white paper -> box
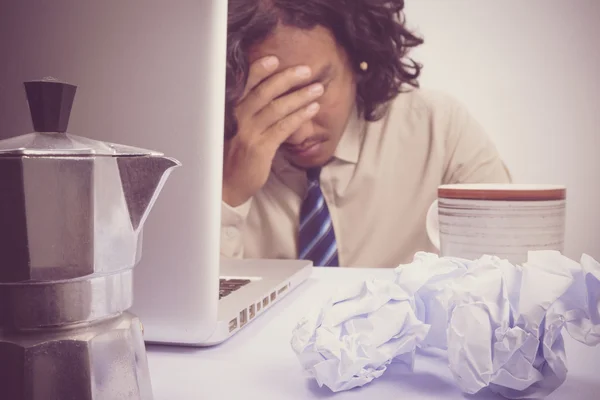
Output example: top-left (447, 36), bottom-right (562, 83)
top-left (393, 252), bottom-right (472, 349)
top-left (445, 251), bottom-right (600, 399)
top-left (290, 251), bottom-right (600, 398)
top-left (290, 279), bottom-right (430, 392)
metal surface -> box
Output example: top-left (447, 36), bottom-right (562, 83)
top-left (0, 79), bottom-right (180, 400)
top-left (0, 154), bottom-right (178, 283)
top-left (0, 132), bottom-right (168, 156)
top-left (0, 312), bottom-right (153, 400)
top-left (0, 270), bottom-right (133, 330)
top-left (0, 80), bottom-right (179, 283)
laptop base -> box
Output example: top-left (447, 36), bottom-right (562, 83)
top-left (143, 259), bottom-right (313, 347)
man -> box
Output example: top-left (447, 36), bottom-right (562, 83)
top-left (221, 0), bottom-right (511, 267)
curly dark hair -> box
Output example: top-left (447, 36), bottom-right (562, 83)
top-left (225, 0), bottom-right (424, 139)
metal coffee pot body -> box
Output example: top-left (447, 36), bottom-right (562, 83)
top-left (0, 79), bottom-right (180, 400)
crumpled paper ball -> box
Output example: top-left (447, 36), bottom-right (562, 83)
top-left (290, 250), bottom-right (600, 399)
top-left (393, 251), bottom-right (472, 349)
top-left (445, 251), bottom-right (600, 398)
top-left (541, 252), bottom-right (600, 346)
top-left (290, 279), bottom-right (430, 392)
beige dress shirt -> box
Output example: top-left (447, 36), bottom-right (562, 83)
top-left (220, 88), bottom-right (512, 267)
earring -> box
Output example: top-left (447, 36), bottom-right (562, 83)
top-left (359, 61), bottom-right (368, 71)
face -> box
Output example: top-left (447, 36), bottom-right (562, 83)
top-left (248, 24), bottom-right (357, 169)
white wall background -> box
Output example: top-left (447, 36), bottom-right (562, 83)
top-left (0, 0), bottom-right (598, 261)
top-left (404, 0), bottom-right (600, 260)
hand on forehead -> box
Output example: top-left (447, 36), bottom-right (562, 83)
top-left (248, 24), bottom-right (342, 77)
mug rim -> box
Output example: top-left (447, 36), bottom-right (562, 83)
top-left (438, 183), bottom-right (566, 201)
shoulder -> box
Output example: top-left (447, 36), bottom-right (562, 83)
top-left (386, 87), bottom-right (471, 122)
top-left (384, 87), bottom-right (489, 143)
top-left (370, 87), bottom-right (475, 143)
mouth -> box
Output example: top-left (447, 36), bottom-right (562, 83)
top-left (283, 140), bottom-right (325, 157)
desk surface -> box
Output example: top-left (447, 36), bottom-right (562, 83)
top-left (146, 268), bottom-right (600, 400)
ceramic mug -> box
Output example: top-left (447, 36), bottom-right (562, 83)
top-left (425, 184), bottom-right (567, 264)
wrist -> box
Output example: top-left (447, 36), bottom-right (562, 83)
top-left (222, 184), bottom-right (251, 208)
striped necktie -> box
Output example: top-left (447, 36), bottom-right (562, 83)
top-left (297, 167), bottom-right (339, 267)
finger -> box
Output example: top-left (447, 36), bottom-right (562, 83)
top-left (240, 65), bottom-right (313, 117)
top-left (252, 83), bottom-right (324, 133)
top-left (261, 102), bottom-right (321, 150)
top-left (239, 56), bottom-right (279, 101)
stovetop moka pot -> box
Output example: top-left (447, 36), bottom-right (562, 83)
top-left (0, 78), bottom-right (181, 400)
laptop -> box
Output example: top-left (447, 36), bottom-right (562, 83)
top-left (0, 1), bottom-right (312, 346)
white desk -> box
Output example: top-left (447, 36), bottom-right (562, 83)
top-left (146, 268), bottom-right (600, 400)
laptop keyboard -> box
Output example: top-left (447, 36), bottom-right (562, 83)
top-left (219, 278), bottom-right (251, 299)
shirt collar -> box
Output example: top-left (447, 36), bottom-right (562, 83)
top-left (332, 105), bottom-right (363, 164)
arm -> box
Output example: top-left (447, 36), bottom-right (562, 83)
top-left (220, 199), bottom-right (252, 258)
top-left (442, 98), bottom-right (512, 184)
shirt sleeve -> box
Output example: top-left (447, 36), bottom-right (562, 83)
top-left (441, 97), bottom-right (512, 184)
top-left (220, 198), bottom-right (252, 258)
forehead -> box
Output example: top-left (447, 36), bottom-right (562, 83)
top-left (248, 24), bottom-right (345, 73)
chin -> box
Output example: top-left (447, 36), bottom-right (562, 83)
top-left (286, 152), bottom-right (331, 170)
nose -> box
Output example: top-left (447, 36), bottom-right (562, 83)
top-left (284, 121), bottom-right (315, 146)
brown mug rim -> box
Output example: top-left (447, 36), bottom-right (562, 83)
top-left (437, 184), bottom-right (566, 201)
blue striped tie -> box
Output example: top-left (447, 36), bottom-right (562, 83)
top-left (298, 167), bottom-right (339, 267)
